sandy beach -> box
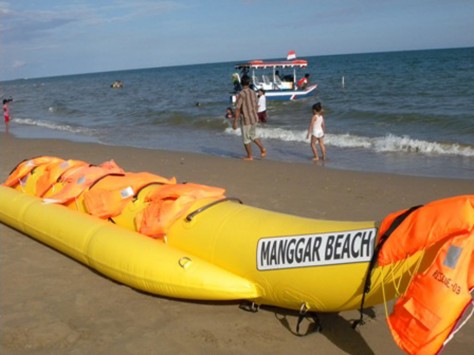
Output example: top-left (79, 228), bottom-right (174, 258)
top-left (1, 135), bottom-right (473, 354)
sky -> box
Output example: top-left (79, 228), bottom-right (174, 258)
top-left (1, 0), bottom-right (473, 81)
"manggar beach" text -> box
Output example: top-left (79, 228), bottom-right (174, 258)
top-left (257, 228), bottom-right (376, 270)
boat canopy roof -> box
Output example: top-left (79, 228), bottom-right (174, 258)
top-left (235, 59), bottom-right (308, 70)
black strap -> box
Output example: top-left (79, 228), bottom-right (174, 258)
top-left (88, 173), bottom-right (125, 189)
top-left (296, 312), bottom-right (322, 335)
top-left (239, 301), bottom-right (259, 313)
top-left (130, 181), bottom-right (167, 202)
top-left (352, 205), bottom-right (422, 329)
top-left (185, 197), bottom-right (243, 222)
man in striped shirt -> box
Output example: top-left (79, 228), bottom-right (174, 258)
top-left (232, 75), bottom-right (267, 160)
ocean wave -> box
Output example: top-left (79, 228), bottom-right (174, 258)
top-left (371, 134), bottom-right (474, 156)
top-left (14, 118), bottom-right (94, 135)
top-left (225, 127), bottom-right (474, 157)
top-left (47, 102), bottom-right (83, 116)
top-left (159, 113), bottom-right (231, 131)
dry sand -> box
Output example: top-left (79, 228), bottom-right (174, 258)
top-left (1, 135), bottom-right (473, 354)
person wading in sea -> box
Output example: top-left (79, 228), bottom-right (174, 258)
top-left (232, 75), bottom-right (266, 160)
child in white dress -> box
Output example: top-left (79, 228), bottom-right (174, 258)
top-left (306, 102), bottom-right (326, 161)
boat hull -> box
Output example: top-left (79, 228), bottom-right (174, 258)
top-left (230, 84), bottom-right (317, 103)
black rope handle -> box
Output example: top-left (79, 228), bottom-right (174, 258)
top-left (185, 197), bottom-right (243, 222)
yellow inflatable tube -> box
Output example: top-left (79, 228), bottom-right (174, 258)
top-left (165, 198), bottom-right (429, 311)
top-left (1, 156), bottom-right (435, 313)
top-left (0, 186), bottom-right (259, 301)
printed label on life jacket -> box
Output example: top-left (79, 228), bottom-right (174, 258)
top-left (257, 228), bottom-right (376, 270)
top-left (443, 245), bottom-right (461, 269)
top-left (120, 186), bottom-right (135, 199)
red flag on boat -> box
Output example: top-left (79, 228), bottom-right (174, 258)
top-left (287, 50), bottom-right (296, 60)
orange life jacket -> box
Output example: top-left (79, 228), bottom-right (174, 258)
top-left (136, 183), bottom-right (226, 238)
top-left (387, 231), bottom-right (474, 354)
top-left (43, 160), bottom-right (125, 204)
top-left (82, 172), bottom-right (176, 219)
top-left (378, 195), bottom-right (474, 265)
top-left (377, 195), bottom-right (474, 354)
top-left (35, 159), bottom-right (89, 197)
top-left (3, 156), bottom-right (63, 188)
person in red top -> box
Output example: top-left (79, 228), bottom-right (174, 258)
top-left (3, 98), bottom-right (13, 124)
top-left (297, 73), bottom-right (310, 89)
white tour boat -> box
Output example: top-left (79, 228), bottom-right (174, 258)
top-left (231, 51), bottom-right (317, 102)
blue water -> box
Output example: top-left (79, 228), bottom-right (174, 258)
top-left (1, 47), bottom-right (473, 179)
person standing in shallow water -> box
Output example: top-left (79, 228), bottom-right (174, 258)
top-left (3, 98), bottom-right (12, 124)
top-left (225, 107), bottom-right (234, 119)
top-left (232, 75), bottom-right (266, 161)
top-left (306, 102), bottom-right (326, 161)
top-left (257, 89), bottom-right (267, 123)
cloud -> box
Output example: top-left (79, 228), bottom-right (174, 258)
top-left (99, 1), bottom-right (185, 22)
top-left (0, 5), bottom-right (79, 43)
top-left (12, 60), bottom-right (26, 68)
top-left (0, 1), bottom-right (184, 44)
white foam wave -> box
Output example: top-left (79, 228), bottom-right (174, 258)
top-left (14, 118), bottom-right (92, 135)
top-left (225, 127), bottom-right (474, 157)
top-left (371, 134), bottom-right (474, 156)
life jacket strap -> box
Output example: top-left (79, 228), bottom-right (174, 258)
top-left (352, 204), bottom-right (422, 329)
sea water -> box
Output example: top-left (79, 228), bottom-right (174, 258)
top-left (1, 47), bottom-right (473, 179)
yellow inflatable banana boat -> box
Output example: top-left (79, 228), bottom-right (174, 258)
top-left (1, 156), bottom-right (472, 320)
